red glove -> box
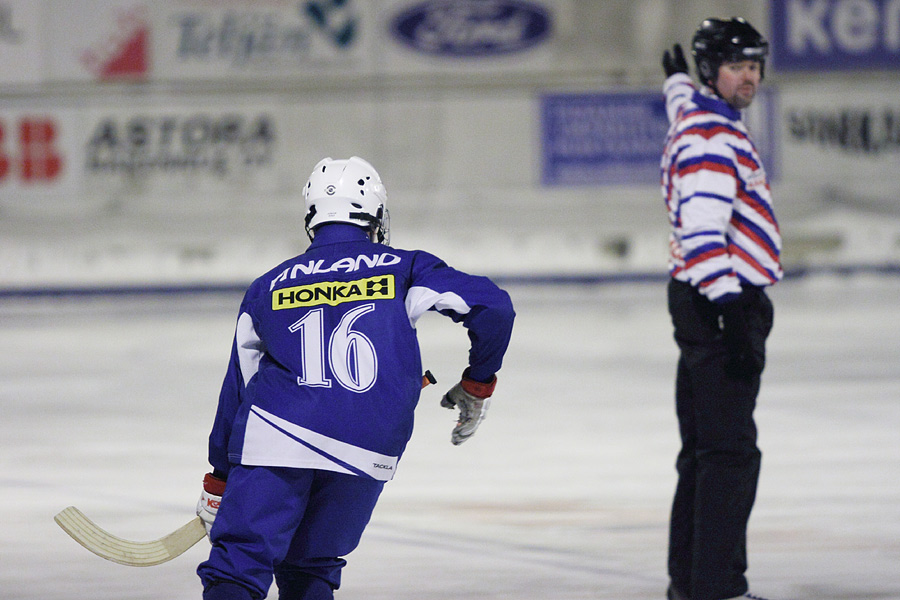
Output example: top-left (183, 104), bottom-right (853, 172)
top-left (195, 472), bottom-right (226, 537)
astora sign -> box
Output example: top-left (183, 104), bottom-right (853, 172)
top-left (390, 0), bottom-right (551, 56)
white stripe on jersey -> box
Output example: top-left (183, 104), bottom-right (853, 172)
top-left (236, 312), bottom-right (264, 386)
top-left (405, 286), bottom-right (471, 328)
top-left (241, 406), bottom-right (399, 481)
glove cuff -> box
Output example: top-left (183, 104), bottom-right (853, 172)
top-left (203, 472), bottom-right (227, 496)
top-left (460, 375), bottom-right (497, 399)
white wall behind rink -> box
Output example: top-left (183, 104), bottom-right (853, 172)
top-left (1, 84), bottom-right (899, 290)
top-left (0, 85), bottom-right (670, 288)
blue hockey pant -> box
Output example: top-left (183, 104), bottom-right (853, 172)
top-left (197, 465), bottom-right (384, 600)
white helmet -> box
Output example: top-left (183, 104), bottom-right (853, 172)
top-left (303, 156), bottom-right (389, 244)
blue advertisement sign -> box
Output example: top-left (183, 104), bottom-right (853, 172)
top-left (541, 92), bottom-right (669, 186)
top-left (390, 0), bottom-right (551, 57)
top-left (769, 0), bottom-right (900, 70)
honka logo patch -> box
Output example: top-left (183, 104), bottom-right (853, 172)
top-left (272, 275), bottom-right (395, 310)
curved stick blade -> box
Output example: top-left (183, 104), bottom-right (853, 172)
top-left (54, 506), bottom-right (206, 567)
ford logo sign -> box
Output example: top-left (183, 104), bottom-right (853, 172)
top-left (391, 0), bottom-right (551, 57)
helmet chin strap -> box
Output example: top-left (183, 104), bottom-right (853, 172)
top-left (304, 206), bottom-right (317, 241)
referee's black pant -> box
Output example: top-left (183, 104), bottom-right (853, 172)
top-left (666, 279), bottom-right (774, 600)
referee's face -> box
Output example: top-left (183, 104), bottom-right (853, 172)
top-left (716, 60), bottom-right (762, 110)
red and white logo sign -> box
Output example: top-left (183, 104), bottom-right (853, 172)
top-left (0, 117), bottom-right (64, 184)
top-left (80, 6), bottom-right (149, 80)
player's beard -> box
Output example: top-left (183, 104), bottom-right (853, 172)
top-left (727, 83), bottom-right (757, 110)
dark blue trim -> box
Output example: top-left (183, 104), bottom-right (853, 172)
top-left (780, 264), bottom-right (900, 279)
top-left (2, 264), bottom-right (899, 299)
top-left (0, 283), bottom-right (250, 299)
top-left (692, 89), bottom-right (741, 121)
top-left (493, 272), bottom-right (670, 286)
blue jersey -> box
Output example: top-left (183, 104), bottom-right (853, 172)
top-left (207, 224), bottom-right (515, 481)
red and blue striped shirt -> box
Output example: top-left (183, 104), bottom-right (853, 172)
top-left (661, 73), bottom-right (782, 302)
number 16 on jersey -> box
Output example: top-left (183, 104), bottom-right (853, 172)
top-left (289, 303), bottom-right (378, 393)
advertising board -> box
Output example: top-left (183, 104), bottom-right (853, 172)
top-left (769, 0), bottom-right (900, 70)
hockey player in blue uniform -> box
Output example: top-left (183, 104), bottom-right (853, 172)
top-left (195, 156), bottom-right (515, 600)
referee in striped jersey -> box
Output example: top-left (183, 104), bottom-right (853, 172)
top-left (660, 17), bottom-right (782, 600)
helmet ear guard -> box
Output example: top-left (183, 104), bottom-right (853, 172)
top-left (303, 156), bottom-right (390, 244)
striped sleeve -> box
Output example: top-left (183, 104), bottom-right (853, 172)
top-left (664, 73), bottom-right (694, 123)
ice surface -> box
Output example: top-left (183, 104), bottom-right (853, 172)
top-left (1, 276), bottom-right (899, 599)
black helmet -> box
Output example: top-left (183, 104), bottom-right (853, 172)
top-left (691, 17), bottom-right (768, 87)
